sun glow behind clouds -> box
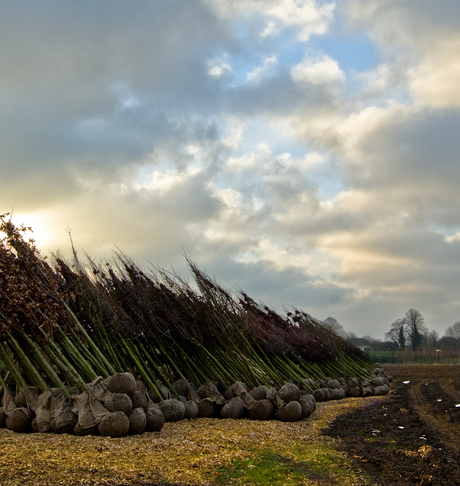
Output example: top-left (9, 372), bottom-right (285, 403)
top-left (11, 212), bottom-right (64, 253)
top-left (135, 166), bottom-right (202, 193)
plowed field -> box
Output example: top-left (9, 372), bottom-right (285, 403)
top-left (326, 364), bottom-right (460, 485)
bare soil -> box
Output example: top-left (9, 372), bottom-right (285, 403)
top-left (325, 364), bottom-right (460, 485)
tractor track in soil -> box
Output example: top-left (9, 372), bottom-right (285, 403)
top-left (410, 379), bottom-right (460, 457)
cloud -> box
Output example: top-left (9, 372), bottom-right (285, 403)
top-left (409, 49), bottom-right (460, 108)
top-left (2, 0), bottom-right (460, 341)
top-left (207, 57), bottom-right (233, 78)
top-left (291, 55), bottom-right (345, 85)
top-left (344, 0), bottom-right (460, 107)
top-left (204, 0), bottom-right (335, 40)
top-left (246, 55), bottom-right (278, 83)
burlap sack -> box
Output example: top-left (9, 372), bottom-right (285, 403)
top-left (197, 382), bottom-right (226, 405)
top-left (220, 397), bottom-right (245, 419)
top-left (70, 377), bottom-right (110, 433)
top-left (52, 392), bottom-right (77, 434)
top-left (107, 373), bottom-right (136, 397)
top-left (278, 383), bottom-right (300, 403)
top-left (35, 389), bottom-right (54, 433)
top-left (132, 381), bottom-right (149, 411)
top-left (3, 388), bottom-right (33, 433)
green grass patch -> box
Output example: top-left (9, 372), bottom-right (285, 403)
top-left (368, 351), bottom-right (396, 364)
top-left (215, 444), bottom-right (373, 485)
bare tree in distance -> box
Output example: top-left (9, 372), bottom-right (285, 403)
top-left (445, 321), bottom-right (460, 339)
top-left (426, 330), bottom-right (439, 349)
top-left (322, 317), bottom-right (347, 338)
top-left (405, 308), bottom-right (427, 351)
top-left (385, 318), bottom-right (406, 350)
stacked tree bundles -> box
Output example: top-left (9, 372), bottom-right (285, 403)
top-left (0, 364), bottom-right (391, 436)
top-left (0, 216), bottom-right (387, 436)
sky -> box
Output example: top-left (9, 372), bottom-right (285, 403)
top-left (1, 0), bottom-right (460, 340)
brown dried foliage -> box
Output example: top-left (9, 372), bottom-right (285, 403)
top-left (0, 217), bottom-right (80, 342)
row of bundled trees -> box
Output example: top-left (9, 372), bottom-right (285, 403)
top-left (0, 215), bottom-right (373, 402)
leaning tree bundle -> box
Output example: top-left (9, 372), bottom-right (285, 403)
top-left (0, 214), bottom-right (378, 431)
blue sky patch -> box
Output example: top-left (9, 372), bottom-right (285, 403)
top-left (313, 33), bottom-right (380, 73)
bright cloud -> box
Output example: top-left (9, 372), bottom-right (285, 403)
top-left (291, 55), bottom-right (345, 85)
top-left (204, 0), bottom-right (335, 40)
top-left (409, 48), bottom-right (460, 107)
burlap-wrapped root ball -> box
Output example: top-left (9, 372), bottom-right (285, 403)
top-left (278, 383), bottom-right (300, 403)
top-left (374, 385), bottom-right (390, 396)
top-left (220, 397), bottom-right (245, 419)
top-left (197, 382), bottom-right (225, 403)
top-left (14, 390), bottom-right (27, 408)
top-left (145, 405), bottom-right (165, 432)
top-left (74, 422), bottom-right (99, 436)
top-left (132, 390), bottom-right (148, 411)
top-left (6, 409), bottom-right (32, 433)
top-left (372, 376), bottom-right (386, 387)
top-left (362, 386), bottom-right (374, 397)
top-left (128, 407), bottom-right (147, 435)
top-left (298, 379), bottom-right (315, 392)
top-left (348, 377), bottom-right (360, 387)
top-left (306, 394), bottom-right (316, 412)
top-left (299, 395), bottom-right (316, 419)
top-left (197, 398), bottom-right (217, 418)
top-left (330, 388), bottom-right (345, 400)
top-left (349, 387), bottom-right (361, 397)
top-left (149, 383), bottom-right (170, 403)
top-left (14, 387), bottom-right (40, 408)
top-left (0, 407), bottom-right (6, 428)
top-left (104, 393), bottom-right (133, 415)
top-left (52, 412), bottom-right (78, 434)
top-left (249, 386), bottom-right (269, 401)
top-left (313, 389), bottom-right (325, 402)
top-left (327, 379), bottom-right (341, 389)
top-left (98, 411), bottom-right (130, 437)
top-left (172, 379), bottom-right (191, 397)
top-left (224, 382), bottom-right (247, 400)
top-left (184, 400), bottom-right (198, 420)
top-left (249, 399), bottom-right (274, 421)
top-left (158, 399), bottom-right (185, 422)
top-left (274, 401), bottom-right (302, 422)
top-left (107, 373), bottom-right (136, 397)
top-left (374, 367), bottom-right (384, 376)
